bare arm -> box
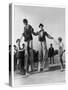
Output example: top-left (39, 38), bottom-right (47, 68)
top-left (31, 27), bottom-right (39, 36)
top-left (20, 33), bottom-right (23, 41)
top-left (32, 30), bottom-right (39, 36)
top-left (46, 32), bottom-right (53, 39)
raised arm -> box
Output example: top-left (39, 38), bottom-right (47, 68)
top-left (32, 30), bottom-right (39, 36)
top-left (20, 33), bottom-right (23, 41)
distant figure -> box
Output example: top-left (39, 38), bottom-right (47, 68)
top-left (54, 37), bottom-right (65, 71)
top-left (16, 39), bottom-right (21, 72)
top-left (48, 44), bottom-right (54, 64)
top-left (58, 37), bottom-right (65, 71)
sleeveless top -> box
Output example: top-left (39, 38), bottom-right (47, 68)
top-left (23, 25), bottom-right (34, 42)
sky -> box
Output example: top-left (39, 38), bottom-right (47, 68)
top-left (14, 5), bottom-right (65, 50)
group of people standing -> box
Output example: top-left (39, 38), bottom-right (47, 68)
top-left (15, 18), bottom-right (65, 76)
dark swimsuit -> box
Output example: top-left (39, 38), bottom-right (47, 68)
top-left (23, 25), bottom-right (34, 42)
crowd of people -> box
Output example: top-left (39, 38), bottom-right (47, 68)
top-left (9, 18), bottom-right (65, 76)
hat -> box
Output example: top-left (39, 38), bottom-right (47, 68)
top-left (39, 23), bottom-right (44, 28)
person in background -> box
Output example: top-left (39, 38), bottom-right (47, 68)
top-left (35, 23), bottom-right (54, 72)
top-left (14, 45), bottom-right (17, 71)
top-left (54, 37), bottom-right (65, 71)
top-left (48, 44), bottom-right (54, 64)
top-left (16, 39), bottom-right (21, 72)
top-left (20, 19), bottom-right (37, 75)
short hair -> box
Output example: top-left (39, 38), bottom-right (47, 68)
top-left (23, 18), bottom-right (28, 24)
top-left (16, 39), bottom-right (20, 43)
top-left (39, 23), bottom-right (44, 28)
top-left (58, 37), bottom-right (62, 42)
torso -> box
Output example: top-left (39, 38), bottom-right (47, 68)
top-left (38, 29), bottom-right (46, 42)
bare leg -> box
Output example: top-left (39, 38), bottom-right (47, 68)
top-left (24, 42), bottom-right (28, 75)
top-left (42, 42), bottom-right (45, 70)
top-left (29, 40), bottom-right (34, 72)
top-left (38, 42), bottom-right (42, 72)
top-left (43, 41), bottom-right (48, 71)
top-left (60, 55), bottom-right (64, 71)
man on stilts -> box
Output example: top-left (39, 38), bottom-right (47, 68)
top-left (36, 23), bottom-right (54, 72)
top-left (20, 19), bottom-right (37, 75)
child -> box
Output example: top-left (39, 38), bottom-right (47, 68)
top-left (16, 39), bottom-right (21, 72)
top-left (54, 37), bottom-right (65, 71)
